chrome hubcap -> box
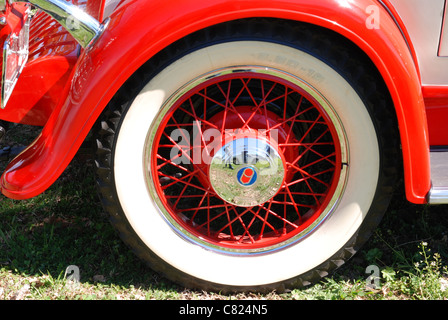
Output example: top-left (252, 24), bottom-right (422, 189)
top-left (209, 136), bottom-right (286, 207)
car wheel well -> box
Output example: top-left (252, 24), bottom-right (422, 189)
top-left (94, 17), bottom-right (402, 292)
top-left (134, 17), bottom-right (403, 182)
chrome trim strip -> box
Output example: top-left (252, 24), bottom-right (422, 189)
top-left (1, 7), bottom-right (30, 109)
top-left (428, 187), bottom-right (448, 204)
top-left (376, 0), bottom-right (414, 58)
top-left (2, 36), bottom-right (11, 108)
top-left (13, 0), bottom-right (107, 48)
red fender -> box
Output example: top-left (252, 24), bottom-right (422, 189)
top-left (1, 0), bottom-right (430, 204)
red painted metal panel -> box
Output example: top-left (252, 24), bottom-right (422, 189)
top-left (423, 86), bottom-right (448, 146)
top-left (0, 0), bottom-right (431, 204)
top-left (0, 10), bottom-right (79, 125)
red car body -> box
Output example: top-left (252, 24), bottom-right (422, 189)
top-left (0, 0), bottom-right (447, 291)
top-left (0, 0), bottom-right (434, 203)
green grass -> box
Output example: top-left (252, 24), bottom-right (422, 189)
top-left (0, 125), bottom-right (448, 300)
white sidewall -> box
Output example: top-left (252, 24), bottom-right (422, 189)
top-left (114, 42), bottom-right (380, 286)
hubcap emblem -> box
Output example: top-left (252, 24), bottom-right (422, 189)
top-left (237, 167), bottom-right (258, 186)
top-left (209, 137), bottom-right (285, 207)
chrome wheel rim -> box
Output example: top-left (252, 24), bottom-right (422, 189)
top-left (145, 66), bottom-right (349, 255)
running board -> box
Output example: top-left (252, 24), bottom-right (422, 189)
top-left (428, 149), bottom-right (448, 204)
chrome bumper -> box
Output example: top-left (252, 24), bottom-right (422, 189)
top-left (428, 150), bottom-right (448, 204)
top-left (428, 187), bottom-right (448, 204)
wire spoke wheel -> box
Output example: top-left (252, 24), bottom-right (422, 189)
top-left (149, 69), bottom-right (347, 253)
top-left (95, 23), bottom-right (399, 291)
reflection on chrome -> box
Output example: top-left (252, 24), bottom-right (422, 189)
top-left (209, 137), bottom-right (285, 207)
top-left (1, 6), bottom-right (30, 108)
top-left (10, 0), bottom-right (107, 48)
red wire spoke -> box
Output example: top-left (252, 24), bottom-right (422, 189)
top-left (283, 193), bottom-right (288, 231)
top-left (196, 84), bottom-right (247, 125)
top-left (165, 194), bottom-right (210, 199)
top-left (161, 131), bottom-right (194, 164)
top-left (236, 208), bottom-right (261, 244)
top-left (301, 152), bottom-right (337, 170)
top-left (224, 204), bottom-right (237, 241)
top-left (178, 105), bottom-right (218, 130)
top-left (159, 170), bottom-right (209, 193)
top-left (298, 115), bottom-right (324, 145)
top-left (261, 80), bottom-right (273, 132)
top-left (282, 95), bottom-right (304, 148)
top-left (239, 78), bottom-right (259, 107)
top-left (222, 81), bottom-right (250, 125)
top-left (265, 104), bottom-right (314, 136)
top-left (284, 167), bottom-right (335, 189)
top-left (300, 171), bottom-right (321, 205)
top-left (258, 203), bottom-right (300, 229)
top-left (276, 190), bottom-right (327, 197)
top-left (286, 162), bottom-right (333, 188)
top-left (160, 131), bottom-right (210, 183)
top-left (177, 203), bottom-right (229, 213)
top-left (286, 127), bottom-right (335, 168)
top-left (269, 199), bottom-right (315, 209)
top-left (218, 81), bottom-right (231, 135)
top-left (280, 141), bottom-right (335, 147)
top-left (239, 206), bottom-right (278, 243)
top-left (171, 174), bottom-right (195, 208)
top-left (156, 154), bottom-right (190, 173)
top-left (206, 191), bottom-right (211, 236)
top-left (283, 182), bottom-right (302, 219)
top-left (241, 80), bottom-right (278, 130)
top-left (214, 206), bottom-right (255, 235)
top-left (258, 200), bottom-right (275, 239)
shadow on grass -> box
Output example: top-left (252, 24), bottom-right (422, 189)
top-left (0, 155), bottom-right (181, 293)
top-left (1, 143), bottom-right (448, 296)
top-left (333, 189), bottom-right (448, 285)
